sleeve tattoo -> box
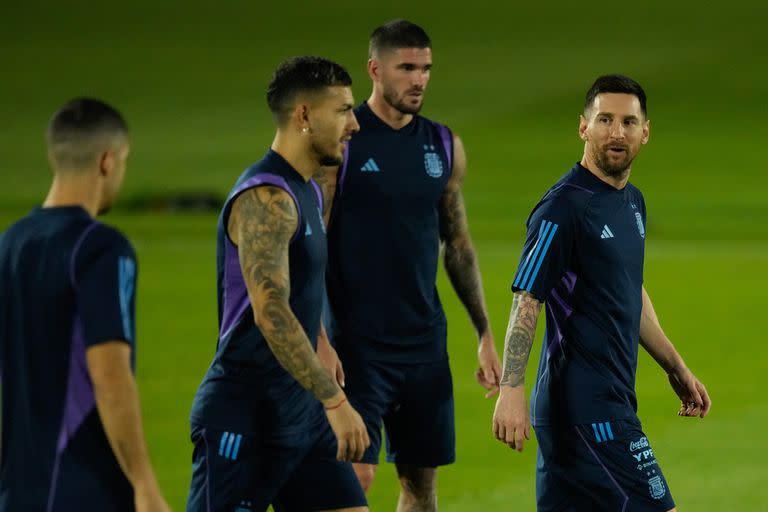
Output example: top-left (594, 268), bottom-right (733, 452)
top-left (230, 186), bottom-right (339, 401)
top-left (440, 167), bottom-right (490, 337)
top-left (499, 292), bottom-right (542, 387)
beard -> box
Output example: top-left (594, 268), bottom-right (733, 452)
top-left (593, 145), bottom-right (635, 177)
top-left (311, 139), bottom-right (343, 167)
top-left (383, 84), bottom-right (423, 115)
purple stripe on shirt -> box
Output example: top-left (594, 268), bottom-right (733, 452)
top-left (219, 240), bottom-right (252, 340)
top-left (47, 316), bottom-right (97, 511)
top-left (545, 272), bottom-right (577, 359)
top-left (337, 142), bottom-right (350, 195)
top-left (219, 174), bottom-right (301, 340)
top-left (310, 179), bottom-right (323, 212)
top-left (434, 123), bottom-right (453, 172)
top-left (69, 222), bottom-right (99, 287)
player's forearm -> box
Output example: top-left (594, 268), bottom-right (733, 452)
top-left (88, 355), bottom-right (160, 492)
top-left (444, 234), bottom-right (490, 338)
top-left (499, 292), bottom-right (542, 387)
top-left (639, 286), bottom-right (684, 373)
top-left (255, 300), bottom-right (342, 404)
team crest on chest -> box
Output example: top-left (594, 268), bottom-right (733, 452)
top-left (423, 144), bottom-right (443, 178)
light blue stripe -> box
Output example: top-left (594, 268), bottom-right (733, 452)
top-left (591, 423), bottom-right (602, 443)
top-left (605, 225), bottom-right (614, 237)
top-left (218, 432), bottom-right (229, 456)
top-left (118, 257), bottom-right (135, 341)
top-left (224, 433), bottom-right (236, 458)
top-left (231, 434), bottom-right (242, 460)
top-left (598, 423), bottom-right (608, 443)
top-left (605, 422), bottom-right (614, 441)
top-left (517, 221), bottom-right (552, 288)
top-left (514, 220), bottom-right (548, 288)
top-left (524, 223), bottom-right (558, 291)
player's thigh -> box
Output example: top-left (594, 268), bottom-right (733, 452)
top-left (273, 425), bottom-right (367, 512)
top-left (341, 354), bottom-right (402, 464)
top-left (383, 358), bottom-right (455, 467)
top-left (535, 420), bottom-right (676, 512)
top-left (186, 427), bottom-right (296, 512)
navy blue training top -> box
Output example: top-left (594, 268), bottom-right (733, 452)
top-left (0, 206), bottom-right (136, 511)
top-left (327, 102), bottom-right (453, 362)
top-left (511, 163), bottom-right (648, 426)
top-left (190, 149), bottom-right (328, 440)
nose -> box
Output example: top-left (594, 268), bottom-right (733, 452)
top-left (349, 112), bottom-right (360, 134)
top-left (609, 120), bottom-right (625, 139)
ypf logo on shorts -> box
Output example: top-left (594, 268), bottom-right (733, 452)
top-left (629, 436), bottom-right (649, 452)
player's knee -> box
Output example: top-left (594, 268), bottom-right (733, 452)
top-left (397, 465), bottom-right (437, 508)
top-left (353, 463), bottom-right (376, 492)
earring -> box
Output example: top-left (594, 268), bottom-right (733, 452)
top-left (302, 127), bottom-right (309, 134)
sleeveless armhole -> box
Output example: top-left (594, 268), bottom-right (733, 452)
top-left (433, 122), bottom-right (454, 176)
top-left (223, 173), bottom-right (302, 245)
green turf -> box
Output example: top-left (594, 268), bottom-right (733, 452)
top-left (2, 1), bottom-right (767, 510)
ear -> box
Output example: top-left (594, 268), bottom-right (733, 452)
top-left (367, 58), bottom-right (379, 82)
top-left (578, 114), bottom-right (589, 141)
top-left (641, 119), bottom-right (650, 145)
top-left (99, 148), bottom-right (115, 177)
top-left (292, 102), bottom-right (311, 132)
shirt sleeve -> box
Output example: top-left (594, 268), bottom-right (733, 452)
top-left (74, 225), bottom-right (138, 348)
top-left (511, 196), bottom-right (577, 302)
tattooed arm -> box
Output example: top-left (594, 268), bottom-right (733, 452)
top-left (313, 166), bottom-right (339, 226)
top-left (492, 291), bottom-right (542, 452)
top-left (229, 186), bottom-right (340, 402)
top-left (229, 186), bottom-right (369, 460)
top-left (439, 134), bottom-right (501, 395)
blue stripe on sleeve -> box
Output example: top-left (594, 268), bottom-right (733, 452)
top-left (524, 223), bottom-right (558, 291)
top-left (219, 432), bottom-right (229, 456)
top-left (118, 257), bottom-right (136, 341)
top-left (231, 434), bottom-right (242, 460)
top-left (598, 423), bottom-right (608, 443)
top-left (591, 423), bottom-right (602, 442)
top-left (519, 221), bottom-right (553, 289)
top-left (513, 220), bottom-right (548, 288)
top-left (224, 433), bottom-right (236, 458)
top-left (605, 422), bottom-right (614, 440)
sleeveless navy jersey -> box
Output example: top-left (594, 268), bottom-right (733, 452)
top-left (327, 102), bottom-right (453, 361)
top-left (511, 163), bottom-right (648, 426)
top-left (0, 206), bottom-right (135, 511)
top-left (190, 149), bottom-right (328, 440)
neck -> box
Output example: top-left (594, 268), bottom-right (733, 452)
top-left (580, 151), bottom-right (631, 190)
top-left (271, 131), bottom-right (319, 182)
top-left (367, 90), bottom-right (413, 130)
top-left (43, 172), bottom-right (102, 217)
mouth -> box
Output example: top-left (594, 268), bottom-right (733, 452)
top-left (606, 146), bottom-right (627, 157)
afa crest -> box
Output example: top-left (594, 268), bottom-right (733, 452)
top-left (424, 148), bottom-right (443, 178)
top-left (648, 475), bottom-right (666, 500)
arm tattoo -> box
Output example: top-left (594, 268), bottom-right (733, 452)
top-left (440, 177), bottom-right (490, 337)
top-left (499, 292), bottom-right (542, 387)
top-left (312, 166), bottom-right (339, 222)
top-left (231, 186), bottom-right (339, 401)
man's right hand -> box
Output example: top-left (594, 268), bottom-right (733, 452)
top-left (492, 385), bottom-right (530, 452)
top-left (134, 484), bottom-right (171, 512)
top-left (324, 394), bottom-right (370, 462)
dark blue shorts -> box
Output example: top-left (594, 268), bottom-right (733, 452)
top-left (340, 354), bottom-right (455, 467)
top-left (534, 417), bottom-right (675, 512)
top-left (186, 422), bottom-right (366, 512)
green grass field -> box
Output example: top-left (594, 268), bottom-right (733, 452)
top-left (2, 1), bottom-right (767, 509)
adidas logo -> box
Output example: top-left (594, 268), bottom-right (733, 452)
top-left (360, 158), bottom-right (380, 172)
top-left (600, 225), bottom-right (614, 239)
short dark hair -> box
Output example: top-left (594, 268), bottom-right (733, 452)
top-left (266, 56), bottom-right (352, 126)
top-left (47, 98), bottom-right (128, 170)
top-left (369, 19), bottom-right (431, 57)
top-left (584, 74), bottom-right (647, 117)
